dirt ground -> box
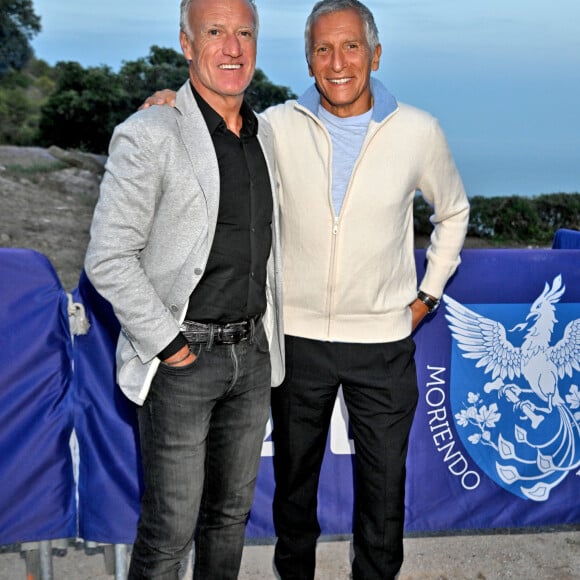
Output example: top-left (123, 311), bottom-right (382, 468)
top-left (1, 531), bottom-right (579, 579)
top-left (1, 146), bottom-right (578, 579)
top-left (0, 145), bottom-right (106, 291)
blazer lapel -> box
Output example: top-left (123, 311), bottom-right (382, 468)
top-left (174, 82), bottom-right (220, 227)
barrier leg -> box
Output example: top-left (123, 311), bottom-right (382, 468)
top-left (103, 544), bottom-right (129, 579)
top-left (114, 544), bottom-right (129, 580)
top-left (22, 546), bottom-right (40, 579)
top-left (39, 541), bottom-right (54, 580)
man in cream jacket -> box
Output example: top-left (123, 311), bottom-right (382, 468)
top-left (264, 2), bottom-right (469, 579)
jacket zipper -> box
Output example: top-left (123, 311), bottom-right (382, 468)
top-left (327, 215), bottom-right (340, 337)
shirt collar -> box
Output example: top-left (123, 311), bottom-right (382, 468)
top-left (190, 82), bottom-right (258, 138)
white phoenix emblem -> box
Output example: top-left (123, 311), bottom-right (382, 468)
top-left (444, 275), bottom-right (580, 500)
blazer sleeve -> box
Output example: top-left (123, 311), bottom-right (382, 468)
top-left (85, 114), bottom-right (182, 363)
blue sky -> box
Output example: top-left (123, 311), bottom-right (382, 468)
top-left (31, 0), bottom-right (580, 198)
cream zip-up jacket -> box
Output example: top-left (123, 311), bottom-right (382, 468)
top-left (262, 79), bottom-right (469, 344)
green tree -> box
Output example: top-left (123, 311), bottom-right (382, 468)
top-left (535, 193), bottom-right (580, 232)
top-left (118, 45), bottom-right (190, 113)
top-left (0, 0), bottom-right (41, 75)
top-left (0, 81), bottom-right (37, 144)
top-left (0, 58), bottom-right (52, 144)
top-left (36, 46), bottom-right (298, 153)
top-left (37, 47), bottom-right (192, 152)
top-left (38, 62), bottom-right (127, 153)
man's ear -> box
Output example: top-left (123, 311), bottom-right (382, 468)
top-left (180, 31), bottom-right (193, 61)
top-left (371, 43), bottom-right (382, 72)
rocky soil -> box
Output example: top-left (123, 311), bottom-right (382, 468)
top-left (0, 145), bottom-right (104, 290)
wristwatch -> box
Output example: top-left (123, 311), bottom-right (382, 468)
top-left (417, 290), bottom-right (440, 313)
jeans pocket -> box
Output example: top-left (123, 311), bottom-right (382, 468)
top-left (254, 322), bottom-right (270, 354)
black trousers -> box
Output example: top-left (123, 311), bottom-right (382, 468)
top-left (271, 335), bottom-right (418, 580)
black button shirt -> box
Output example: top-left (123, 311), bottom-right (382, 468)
top-left (159, 84), bottom-right (273, 359)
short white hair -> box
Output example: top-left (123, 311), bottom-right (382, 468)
top-left (180, 0), bottom-right (259, 40)
top-left (305, 0), bottom-right (379, 63)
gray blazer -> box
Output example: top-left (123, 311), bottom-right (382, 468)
top-left (85, 81), bottom-right (284, 405)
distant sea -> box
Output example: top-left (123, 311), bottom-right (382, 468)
top-left (456, 150), bottom-right (580, 198)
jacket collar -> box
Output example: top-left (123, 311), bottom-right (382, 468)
top-left (297, 77), bottom-right (398, 123)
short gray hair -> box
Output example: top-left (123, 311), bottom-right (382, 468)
top-left (304, 0), bottom-right (379, 63)
top-left (180, 0), bottom-right (259, 40)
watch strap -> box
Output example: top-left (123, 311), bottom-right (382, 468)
top-left (417, 290), bottom-right (440, 312)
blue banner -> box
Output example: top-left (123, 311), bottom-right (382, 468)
top-left (1, 248), bottom-right (578, 544)
top-left (407, 249), bottom-right (580, 532)
top-left (0, 249), bottom-right (76, 544)
top-left (72, 271), bottom-right (142, 544)
top-left (552, 228), bottom-right (580, 249)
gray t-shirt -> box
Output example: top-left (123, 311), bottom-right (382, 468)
top-left (318, 105), bottom-right (373, 215)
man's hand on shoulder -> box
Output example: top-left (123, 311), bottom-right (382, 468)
top-left (139, 89), bottom-right (178, 110)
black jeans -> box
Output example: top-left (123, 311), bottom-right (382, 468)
top-left (128, 322), bottom-right (271, 580)
top-left (271, 335), bottom-right (418, 580)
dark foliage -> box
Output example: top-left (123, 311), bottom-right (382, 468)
top-left (33, 46), bottom-right (296, 154)
top-left (117, 45), bottom-right (191, 116)
top-left (37, 62), bottom-right (127, 153)
top-left (0, 0), bottom-right (41, 75)
top-left (414, 193), bottom-right (580, 245)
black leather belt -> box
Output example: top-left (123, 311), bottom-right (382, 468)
top-left (180, 318), bottom-right (257, 345)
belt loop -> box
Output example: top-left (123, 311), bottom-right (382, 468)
top-left (205, 324), bottom-right (215, 352)
top-left (249, 317), bottom-right (256, 344)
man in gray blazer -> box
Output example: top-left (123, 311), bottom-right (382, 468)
top-left (84, 0), bottom-right (284, 577)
